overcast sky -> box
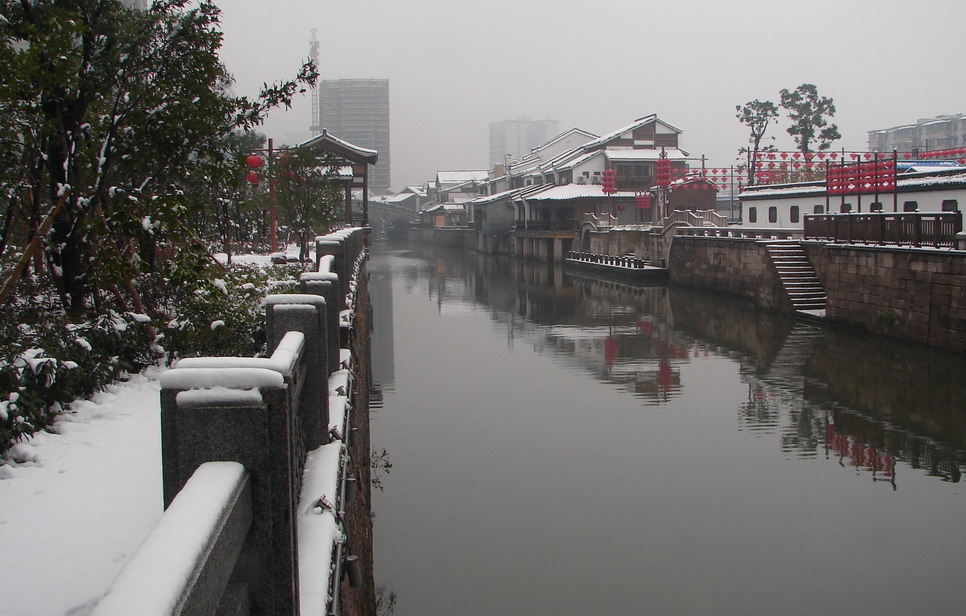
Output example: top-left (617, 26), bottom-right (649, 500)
top-left (215, 0), bottom-right (966, 191)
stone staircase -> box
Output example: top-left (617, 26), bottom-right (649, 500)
top-left (765, 241), bottom-right (827, 313)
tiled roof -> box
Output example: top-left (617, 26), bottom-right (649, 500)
top-left (521, 184), bottom-right (638, 201)
top-left (605, 147), bottom-right (690, 161)
top-left (437, 170), bottom-right (489, 185)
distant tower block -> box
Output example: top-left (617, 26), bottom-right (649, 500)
top-left (489, 117), bottom-right (559, 166)
top-left (319, 79), bottom-right (391, 194)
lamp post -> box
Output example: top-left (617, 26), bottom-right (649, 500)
top-left (602, 168), bottom-right (616, 222)
top-left (245, 139), bottom-right (280, 252)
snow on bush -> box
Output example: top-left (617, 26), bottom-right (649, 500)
top-left (0, 260), bottom-right (305, 456)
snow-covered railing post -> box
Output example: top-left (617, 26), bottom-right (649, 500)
top-left (158, 367), bottom-right (300, 616)
top-left (316, 237), bottom-right (347, 288)
top-left (265, 294), bottom-right (330, 452)
top-left (301, 271), bottom-right (342, 376)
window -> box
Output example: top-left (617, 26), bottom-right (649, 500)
top-left (942, 199), bottom-right (959, 212)
top-left (840, 203), bottom-right (852, 213)
top-left (768, 207), bottom-right (778, 223)
top-left (748, 207), bottom-right (757, 223)
top-left (790, 206), bottom-right (800, 224)
top-left (903, 200), bottom-right (918, 212)
top-left (813, 204), bottom-right (824, 214)
top-left (870, 202), bottom-right (883, 212)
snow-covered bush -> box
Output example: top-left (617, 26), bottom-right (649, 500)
top-left (0, 311), bottom-right (155, 455)
top-left (151, 262), bottom-right (303, 363)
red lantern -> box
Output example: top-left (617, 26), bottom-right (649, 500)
top-left (245, 171), bottom-right (259, 185)
top-left (246, 155), bottom-right (263, 169)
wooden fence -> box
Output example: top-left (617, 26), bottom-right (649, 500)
top-left (804, 212), bottom-right (963, 248)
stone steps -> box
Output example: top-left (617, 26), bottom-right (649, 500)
top-left (765, 242), bottom-right (827, 312)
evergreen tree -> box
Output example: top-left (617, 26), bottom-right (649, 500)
top-left (0, 0), bottom-right (317, 317)
top-left (273, 148), bottom-right (343, 262)
top-left (736, 99), bottom-right (779, 186)
top-left (779, 83), bottom-right (841, 159)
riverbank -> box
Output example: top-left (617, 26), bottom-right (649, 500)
top-left (408, 226), bottom-right (966, 353)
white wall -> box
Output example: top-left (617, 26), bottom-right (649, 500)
top-left (741, 185), bottom-right (966, 229)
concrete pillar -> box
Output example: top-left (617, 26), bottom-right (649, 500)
top-left (160, 371), bottom-right (298, 616)
top-left (300, 273), bottom-right (342, 376)
top-left (553, 237), bottom-right (566, 262)
top-left (265, 294), bottom-right (328, 451)
top-left (316, 237), bottom-right (346, 284)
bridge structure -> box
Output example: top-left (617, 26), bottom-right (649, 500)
top-left (358, 199), bottom-right (419, 238)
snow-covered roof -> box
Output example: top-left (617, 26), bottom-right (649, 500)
top-left (739, 168), bottom-right (966, 200)
top-left (387, 192), bottom-right (416, 204)
top-left (437, 170), bottom-right (489, 185)
top-left (581, 114), bottom-right (683, 150)
top-left (467, 183), bottom-right (550, 206)
top-left (605, 147), bottom-right (690, 161)
top-left (299, 129), bottom-right (378, 163)
top-left (322, 165), bottom-right (353, 178)
top-left (898, 160), bottom-right (964, 172)
top-left (520, 184), bottom-right (638, 201)
top-left (421, 202), bottom-right (465, 213)
top-left (548, 149), bottom-right (603, 172)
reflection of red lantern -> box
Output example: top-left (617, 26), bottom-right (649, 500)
top-left (604, 337), bottom-right (618, 366)
top-left (245, 171), bottom-right (259, 185)
top-left (616, 204), bottom-right (625, 212)
top-left (246, 155), bottom-right (263, 168)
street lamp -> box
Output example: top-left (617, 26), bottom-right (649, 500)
top-left (244, 138), bottom-right (281, 252)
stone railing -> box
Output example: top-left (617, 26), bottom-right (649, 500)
top-left (568, 251), bottom-right (652, 269)
top-left (91, 228), bottom-right (370, 616)
top-left (661, 209), bottom-right (728, 229)
top-left (675, 226), bottom-right (803, 240)
top-left (580, 212), bottom-right (618, 230)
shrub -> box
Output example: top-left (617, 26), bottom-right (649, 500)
top-left (0, 258), bottom-right (306, 455)
top-left (0, 311), bottom-right (155, 455)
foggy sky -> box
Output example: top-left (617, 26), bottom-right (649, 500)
top-left (215, 0), bottom-right (966, 192)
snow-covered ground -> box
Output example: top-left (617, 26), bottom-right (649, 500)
top-left (0, 369), bottom-right (165, 616)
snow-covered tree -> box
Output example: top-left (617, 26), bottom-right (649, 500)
top-left (273, 147), bottom-right (343, 262)
top-left (0, 0), bottom-right (317, 317)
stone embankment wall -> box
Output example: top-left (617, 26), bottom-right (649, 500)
top-left (668, 235), bottom-right (965, 353)
top-left (803, 243), bottom-right (966, 353)
top-left (587, 227), bottom-right (676, 266)
top-left (667, 236), bottom-right (792, 312)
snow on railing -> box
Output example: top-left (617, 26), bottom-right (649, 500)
top-left (94, 227), bottom-right (370, 616)
top-left (91, 462), bottom-right (252, 616)
top-left (675, 226), bottom-right (803, 240)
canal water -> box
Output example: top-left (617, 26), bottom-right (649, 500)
top-left (368, 242), bottom-right (966, 616)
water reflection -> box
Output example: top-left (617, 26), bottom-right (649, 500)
top-left (377, 241), bottom-right (966, 486)
top-left (370, 242), bottom-right (966, 616)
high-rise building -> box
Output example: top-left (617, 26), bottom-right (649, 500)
top-left (489, 117), bottom-right (559, 166)
top-left (318, 79), bottom-right (391, 194)
top-left (868, 113), bottom-right (966, 154)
